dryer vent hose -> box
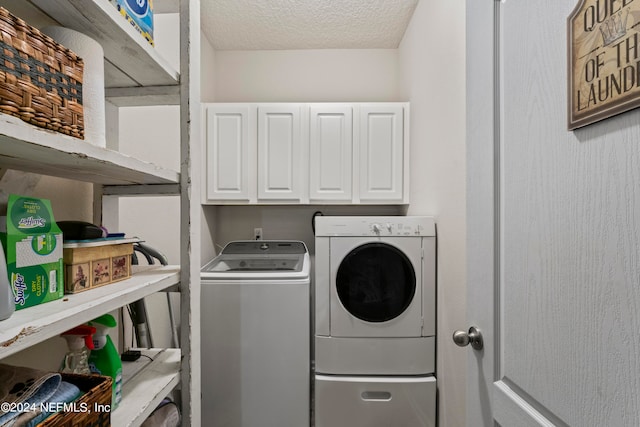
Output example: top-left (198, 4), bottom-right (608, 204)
top-left (312, 211), bottom-right (324, 235)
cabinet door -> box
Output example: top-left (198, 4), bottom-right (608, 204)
top-left (204, 105), bottom-right (253, 201)
top-left (309, 105), bottom-right (353, 201)
top-left (359, 105), bottom-right (405, 202)
top-left (257, 105), bottom-right (303, 201)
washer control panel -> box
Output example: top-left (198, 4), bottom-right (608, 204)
top-left (369, 220), bottom-right (423, 236)
top-left (315, 216), bottom-right (436, 237)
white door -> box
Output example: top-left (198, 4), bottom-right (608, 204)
top-left (257, 104), bottom-right (303, 201)
top-left (465, 1), bottom-right (640, 426)
top-left (309, 104), bottom-right (353, 202)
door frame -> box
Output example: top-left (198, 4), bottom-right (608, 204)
top-left (466, 2), bottom-right (571, 425)
top-left (465, 1), bottom-right (499, 425)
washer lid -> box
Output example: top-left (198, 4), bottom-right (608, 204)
top-left (221, 240), bottom-right (307, 255)
top-left (204, 254), bottom-right (305, 273)
top-left (201, 241), bottom-right (310, 279)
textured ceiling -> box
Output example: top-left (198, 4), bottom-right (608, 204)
top-left (201, 0), bottom-right (419, 50)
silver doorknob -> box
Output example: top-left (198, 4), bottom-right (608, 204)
top-left (452, 326), bottom-right (484, 350)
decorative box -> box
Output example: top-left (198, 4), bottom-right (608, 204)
top-left (63, 239), bottom-right (136, 294)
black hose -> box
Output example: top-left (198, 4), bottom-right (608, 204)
top-left (312, 211), bottom-right (324, 235)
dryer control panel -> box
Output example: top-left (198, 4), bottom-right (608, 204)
top-left (315, 216), bottom-right (436, 237)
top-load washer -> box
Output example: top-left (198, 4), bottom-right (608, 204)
top-left (201, 240), bottom-right (310, 426)
top-left (314, 216), bottom-right (436, 375)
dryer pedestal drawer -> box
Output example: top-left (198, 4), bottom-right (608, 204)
top-left (315, 335), bottom-right (435, 375)
top-left (315, 374), bottom-right (436, 427)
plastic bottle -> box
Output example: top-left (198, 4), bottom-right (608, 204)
top-left (88, 314), bottom-right (123, 408)
top-left (60, 325), bottom-right (96, 374)
top-left (0, 243), bottom-right (14, 321)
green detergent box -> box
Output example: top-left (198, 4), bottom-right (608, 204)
top-left (0, 195), bottom-right (64, 310)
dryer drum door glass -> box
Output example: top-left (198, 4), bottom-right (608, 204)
top-left (336, 243), bottom-right (416, 322)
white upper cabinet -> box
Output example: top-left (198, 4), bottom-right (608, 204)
top-left (309, 105), bottom-right (353, 202)
top-left (257, 105), bottom-right (303, 201)
top-left (359, 104), bottom-right (405, 202)
top-left (202, 102), bottom-right (409, 205)
top-left (204, 105), bottom-right (254, 201)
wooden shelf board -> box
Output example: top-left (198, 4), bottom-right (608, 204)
top-left (0, 114), bottom-right (179, 185)
top-left (114, 348), bottom-right (181, 427)
top-left (0, 266), bottom-right (180, 359)
top-left (30, 0), bottom-right (179, 87)
top-left (106, 86), bottom-right (181, 107)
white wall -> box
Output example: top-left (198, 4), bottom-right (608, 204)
top-left (213, 49), bottom-right (400, 102)
top-left (200, 29), bottom-right (218, 264)
top-left (112, 13), bottom-right (182, 263)
top-left (398, 1), bottom-right (467, 426)
top-left (201, 33), bottom-right (216, 102)
top-left (213, 205), bottom-right (404, 255)
top-left (0, 173), bottom-right (93, 222)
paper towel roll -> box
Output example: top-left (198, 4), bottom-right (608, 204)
top-left (42, 27), bottom-right (106, 148)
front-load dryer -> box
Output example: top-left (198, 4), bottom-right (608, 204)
top-left (313, 216), bottom-right (437, 427)
top-left (314, 216), bottom-right (436, 375)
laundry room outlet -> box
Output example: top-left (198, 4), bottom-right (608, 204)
top-left (253, 228), bottom-right (263, 240)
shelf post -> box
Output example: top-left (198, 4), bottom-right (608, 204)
top-left (179, 0), bottom-right (202, 425)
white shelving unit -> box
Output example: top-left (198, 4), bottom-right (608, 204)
top-left (0, 0), bottom-right (201, 426)
top-left (0, 266), bottom-right (180, 358)
top-left (0, 114), bottom-right (179, 185)
top-left (116, 348), bottom-right (182, 426)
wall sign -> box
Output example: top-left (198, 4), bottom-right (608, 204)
top-left (568, 0), bottom-right (640, 129)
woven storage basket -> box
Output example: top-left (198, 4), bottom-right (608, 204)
top-left (0, 7), bottom-right (84, 139)
top-left (39, 374), bottom-right (112, 427)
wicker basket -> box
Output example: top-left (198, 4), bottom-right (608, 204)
top-left (39, 374), bottom-right (112, 427)
top-left (0, 7), bottom-right (84, 139)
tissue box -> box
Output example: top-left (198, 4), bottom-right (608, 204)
top-left (108, 0), bottom-right (154, 46)
top-left (0, 195), bottom-right (64, 310)
top-left (63, 239), bottom-right (134, 293)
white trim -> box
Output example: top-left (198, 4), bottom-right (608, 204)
top-left (494, 381), bottom-right (557, 427)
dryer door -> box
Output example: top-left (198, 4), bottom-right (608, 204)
top-left (330, 237), bottom-right (424, 337)
top-left (337, 243), bottom-right (415, 322)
